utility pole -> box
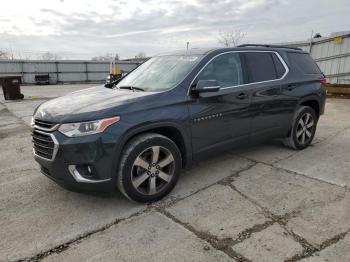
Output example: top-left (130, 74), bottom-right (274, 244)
top-left (309, 30), bottom-right (314, 54)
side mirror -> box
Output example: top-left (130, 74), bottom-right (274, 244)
top-left (105, 74), bottom-right (124, 88)
top-left (192, 80), bottom-right (220, 94)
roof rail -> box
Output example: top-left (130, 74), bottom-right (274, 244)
top-left (237, 44), bottom-right (303, 51)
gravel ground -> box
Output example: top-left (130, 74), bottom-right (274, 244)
top-left (0, 84), bottom-right (350, 262)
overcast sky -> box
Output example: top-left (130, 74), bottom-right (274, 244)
top-left (0, 0), bottom-right (349, 59)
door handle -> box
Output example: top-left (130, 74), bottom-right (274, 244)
top-left (236, 93), bottom-right (248, 100)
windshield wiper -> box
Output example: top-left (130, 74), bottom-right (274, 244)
top-left (118, 86), bottom-right (145, 91)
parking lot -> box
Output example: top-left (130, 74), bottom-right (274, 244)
top-left (1, 84), bottom-right (350, 262)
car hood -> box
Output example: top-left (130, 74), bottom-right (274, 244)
top-left (34, 85), bottom-right (158, 123)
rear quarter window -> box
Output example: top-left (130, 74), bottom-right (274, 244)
top-left (287, 52), bottom-right (321, 74)
top-left (272, 54), bottom-right (286, 78)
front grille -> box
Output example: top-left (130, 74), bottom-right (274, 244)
top-left (34, 119), bottom-right (57, 131)
top-left (32, 129), bottom-right (55, 160)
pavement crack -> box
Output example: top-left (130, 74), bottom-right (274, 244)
top-left (229, 178), bottom-right (349, 262)
top-left (157, 208), bottom-right (252, 262)
top-left (19, 207), bottom-right (152, 262)
top-left (235, 154), bottom-right (347, 190)
top-left (226, 162), bottom-right (350, 261)
top-left (231, 220), bottom-right (275, 245)
top-left (285, 231), bottom-right (349, 262)
top-left (155, 162), bottom-right (258, 209)
top-left (271, 164), bottom-right (348, 190)
top-left (227, 183), bottom-right (316, 258)
top-left (283, 228), bottom-right (318, 260)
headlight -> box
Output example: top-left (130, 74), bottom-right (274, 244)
top-left (58, 116), bottom-right (120, 137)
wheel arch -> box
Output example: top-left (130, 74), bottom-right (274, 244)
top-left (285, 96), bottom-right (321, 138)
top-left (298, 96), bottom-right (321, 119)
top-left (116, 122), bottom-right (192, 171)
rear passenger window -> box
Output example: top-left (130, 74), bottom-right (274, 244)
top-left (197, 53), bottom-right (244, 88)
top-left (244, 52), bottom-right (284, 83)
top-left (287, 52), bottom-right (321, 74)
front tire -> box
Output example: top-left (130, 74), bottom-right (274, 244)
top-left (284, 106), bottom-right (317, 150)
top-left (117, 133), bottom-right (182, 203)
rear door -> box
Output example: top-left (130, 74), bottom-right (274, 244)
top-left (280, 52), bottom-right (325, 117)
top-left (242, 51), bottom-right (289, 140)
top-left (188, 52), bottom-right (252, 157)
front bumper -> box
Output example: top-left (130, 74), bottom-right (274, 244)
top-left (33, 128), bottom-right (118, 193)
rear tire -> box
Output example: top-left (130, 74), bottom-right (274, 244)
top-left (283, 106), bottom-right (317, 150)
top-left (117, 133), bottom-right (182, 203)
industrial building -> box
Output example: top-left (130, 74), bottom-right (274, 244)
top-left (0, 60), bottom-right (141, 84)
top-left (1, 31), bottom-right (349, 85)
top-left (280, 31), bottom-right (350, 84)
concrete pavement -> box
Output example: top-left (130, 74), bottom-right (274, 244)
top-left (0, 85), bottom-right (349, 262)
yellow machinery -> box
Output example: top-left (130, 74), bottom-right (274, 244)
top-left (111, 66), bottom-right (123, 79)
top-left (106, 61), bottom-right (124, 87)
top-left (110, 60), bottom-right (123, 79)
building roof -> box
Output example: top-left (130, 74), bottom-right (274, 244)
top-left (274, 31), bottom-right (350, 47)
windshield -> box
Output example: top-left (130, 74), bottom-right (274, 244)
top-left (116, 55), bottom-right (203, 91)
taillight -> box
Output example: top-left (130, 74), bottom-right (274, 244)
top-left (320, 79), bottom-right (327, 86)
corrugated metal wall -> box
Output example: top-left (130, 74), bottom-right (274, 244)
top-left (0, 60), bottom-right (141, 84)
top-left (283, 32), bottom-right (350, 84)
top-left (2, 34), bottom-right (349, 85)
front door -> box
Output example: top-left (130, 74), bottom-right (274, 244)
top-left (188, 52), bottom-right (252, 157)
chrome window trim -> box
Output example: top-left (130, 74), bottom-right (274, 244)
top-left (187, 50), bottom-right (289, 95)
top-left (32, 129), bottom-right (59, 161)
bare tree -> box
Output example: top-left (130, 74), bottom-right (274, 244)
top-left (41, 52), bottom-right (61, 60)
top-left (217, 29), bottom-right (247, 47)
top-left (91, 53), bottom-right (117, 61)
top-left (135, 52), bottom-right (146, 59)
top-left (0, 50), bottom-right (10, 60)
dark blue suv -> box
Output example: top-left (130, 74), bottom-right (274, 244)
top-left (32, 45), bottom-right (326, 202)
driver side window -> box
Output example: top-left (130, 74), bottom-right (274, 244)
top-left (197, 53), bottom-right (244, 88)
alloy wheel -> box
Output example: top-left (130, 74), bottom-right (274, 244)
top-left (296, 112), bottom-right (314, 145)
top-left (131, 146), bottom-right (175, 195)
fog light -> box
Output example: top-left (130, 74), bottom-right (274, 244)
top-left (68, 165), bottom-right (111, 183)
top-left (76, 164), bottom-right (94, 178)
